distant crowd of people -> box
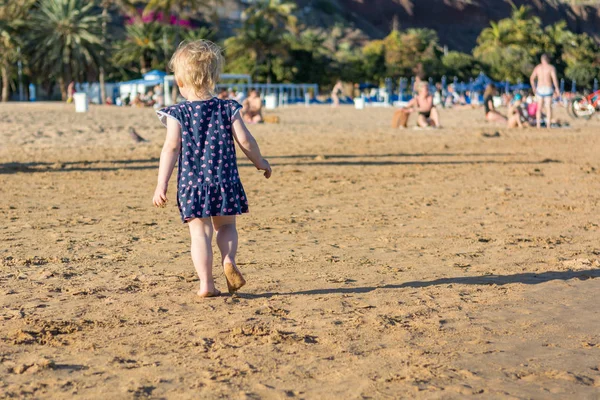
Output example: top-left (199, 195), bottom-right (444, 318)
top-left (115, 84), bottom-right (165, 108)
top-left (216, 88), bottom-right (264, 124)
top-left (66, 81), bottom-right (267, 125)
top-left (390, 54), bottom-right (567, 130)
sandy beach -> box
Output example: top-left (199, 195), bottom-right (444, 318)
top-left (1, 102), bottom-right (600, 399)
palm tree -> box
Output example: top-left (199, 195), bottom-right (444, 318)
top-left (99, 0), bottom-right (136, 103)
top-left (144, 0), bottom-right (214, 17)
top-left (144, 0), bottom-right (218, 101)
top-left (245, 0), bottom-right (297, 34)
top-left (113, 22), bottom-right (167, 74)
top-left (227, 0), bottom-right (296, 83)
top-left (27, 0), bottom-right (104, 100)
top-left (0, 1), bottom-right (33, 102)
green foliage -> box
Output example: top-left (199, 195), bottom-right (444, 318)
top-left (27, 0), bottom-right (104, 97)
top-left (113, 22), bottom-right (167, 74)
top-left (565, 64), bottom-right (598, 88)
top-left (442, 51), bottom-right (481, 80)
top-left (0, 0), bottom-right (34, 101)
top-left (362, 40), bottom-right (385, 83)
top-left (284, 30), bottom-right (332, 85)
top-left (3, 0), bottom-right (600, 96)
top-left (473, 6), bottom-right (541, 82)
top-left (144, 0), bottom-right (213, 16)
top-left (383, 28), bottom-right (441, 79)
top-left (473, 5), bottom-right (600, 84)
top-left (225, 0), bottom-right (296, 83)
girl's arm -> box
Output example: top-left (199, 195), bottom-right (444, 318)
top-left (153, 118), bottom-right (182, 207)
top-left (231, 113), bottom-right (272, 179)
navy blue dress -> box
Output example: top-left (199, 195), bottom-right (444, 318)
top-left (157, 98), bottom-right (249, 222)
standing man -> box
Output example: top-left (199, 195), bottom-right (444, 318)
top-left (331, 80), bottom-right (343, 107)
top-left (530, 54), bottom-right (559, 129)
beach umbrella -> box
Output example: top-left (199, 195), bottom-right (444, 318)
top-left (510, 83), bottom-right (531, 91)
top-left (454, 82), bottom-right (468, 92)
top-left (560, 78), bottom-right (565, 94)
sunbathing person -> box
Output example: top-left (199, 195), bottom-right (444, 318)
top-left (242, 89), bottom-right (263, 124)
top-left (392, 82), bottom-right (440, 128)
top-left (484, 84), bottom-right (507, 123)
top-left (507, 94), bottom-right (525, 129)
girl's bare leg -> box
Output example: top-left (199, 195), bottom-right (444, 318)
top-left (188, 218), bottom-right (218, 297)
top-left (212, 215), bottom-right (245, 293)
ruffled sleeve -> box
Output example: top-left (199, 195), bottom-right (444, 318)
top-left (156, 105), bottom-right (182, 127)
top-left (226, 100), bottom-right (243, 121)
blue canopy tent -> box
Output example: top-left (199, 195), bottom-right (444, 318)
top-left (470, 73), bottom-right (495, 92)
top-left (510, 82), bottom-right (531, 91)
top-left (117, 70), bottom-right (167, 100)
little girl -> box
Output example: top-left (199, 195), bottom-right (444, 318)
top-left (153, 40), bottom-right (271, 298)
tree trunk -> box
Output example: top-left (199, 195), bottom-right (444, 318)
top-left (1, 63), bottom-right (9, 102)
top-left (99, 67), bottom-right (107, 104)
top-left (266, 52), bottom-right (272, 84)
top-left (100, 6), bottom-right (108, 104)
top-left (58, 76), bottom-right (67, 101)
top-left (170, 29), bottom-right (180, 102)
top-left (140, 56), bottom-right (148, 74)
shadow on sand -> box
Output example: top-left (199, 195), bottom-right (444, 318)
top-left (0, 153), bottom-right (560, 174)
top-left (238, 269), bottom-right (600, 299)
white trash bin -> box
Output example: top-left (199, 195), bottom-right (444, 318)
top-left (354, 97), bottom-right (365, 110)
top-left (265, 94), bottom-right (277, 110)
top-left (73, 93), bottom-right (88, 113)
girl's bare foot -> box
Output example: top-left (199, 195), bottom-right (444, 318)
top-left (197, 289), bottom-right (221, 298)
top-left (224, 263), bottom-right (246, 293)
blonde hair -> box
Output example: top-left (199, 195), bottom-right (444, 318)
top-left (169, 40), bottom-right (224, 96)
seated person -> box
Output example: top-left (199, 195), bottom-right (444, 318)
top-left (483, 84), bottom-right (507, 123)
top-left (242, 89), bottom-right (263, 124)
top-left (144, 90), bottom-right (156, 107)
top-left (524, 99), bottom-right (565, 128)
top-left (130, 93), bottom-right (143, 107)
top-left (392, 82), bottom-right (440, 128)
top-left (507, 93), bottom-right (525, 128)
top-left (152, 85), bottom-right (164, 108)
top-left (217, 88), bottom-right (229, 100)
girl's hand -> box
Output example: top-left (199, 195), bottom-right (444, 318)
top-left (256, 158), bottom-right (272, 179)
top-left (153, 186), bottom-right (168, 208)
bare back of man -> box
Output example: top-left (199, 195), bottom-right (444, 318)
top-left (530, 54), bottom-right (559, 129)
